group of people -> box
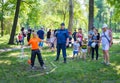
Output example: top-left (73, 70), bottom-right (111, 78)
top-left (16, 23), bottom-right (113, 70)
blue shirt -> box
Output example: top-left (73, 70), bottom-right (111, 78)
top-left (37, 30), bottom-right (44, 39)
top-left (56, 29), bottom-right (69, 44)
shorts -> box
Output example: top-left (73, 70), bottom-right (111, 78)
top-left (82, 49), bottom-right (87, 53)
top-left (47, 38), bottom-right (50, 43)
top-left (88, 41), bottom-right (92, 46)
top-left (73, 51), bottom-right (79, 56)
top-left (51, 43), bottom-right (54, 48)
top-left (102, 44), bottom-right (109, 51)
top-left (39, 42), bottom-right (44, 47)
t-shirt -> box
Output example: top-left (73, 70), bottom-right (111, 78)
top-left (88, 30), bottom-right (94, 42)
top-left (76, 33), bottom-right (83, 42)
top-left (73, 42), bottom-right (80, 51)
top-left (72, 31), bottom-right (77, 41)
top-left (82, 41), bottom-right (87, 49)
top-left (18, 35), bottom-right (23, 41)
top-left (92, 33), bottom-right (100, 44)
top-left (101, 30), bottom-right (110, 45)
top-left (28, 37), bottom-right (41, 50)
top-left (47, 31), bottom-right (51, 39)
top-left (50, 37), bottom-right (55, 43)
top-left (37, 30), bottom-right (44, 39)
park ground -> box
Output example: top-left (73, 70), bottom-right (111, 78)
top-left (0, 35), bottom-right (120, 83)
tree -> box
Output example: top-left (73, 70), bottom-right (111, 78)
top-left (88, 0), bottom-right (94, 31)
top-left (8, 0), bottom-right (21, 44)
top-left (1, 0), bottom-right (4, 36)
top-left (68, 0), bottom-right (73, 32)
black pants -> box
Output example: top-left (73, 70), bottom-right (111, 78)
top-left (91, 44), bottom-right (99, 60)
top-left (31, 49), bottom-right (44, 67)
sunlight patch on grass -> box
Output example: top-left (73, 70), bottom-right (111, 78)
top-left (115, 65), bottom-right (120, 75)
top-left (0, 60), bottom-right (11, 65)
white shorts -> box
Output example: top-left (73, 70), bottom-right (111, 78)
top-left (102, 44), bottom-right (109, 51)
top-left (82, 49), bottom-right (87, 53)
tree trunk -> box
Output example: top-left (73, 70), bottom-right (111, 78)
top-left (1, 0), bottom-right (4, 37)
top-left (8, 0), bottom-right (21, 44)
top-left (68, 0), bottom-right (73, 32)
top-left (88, 0), bottom-right (94, 31)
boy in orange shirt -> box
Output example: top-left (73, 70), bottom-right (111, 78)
top-left (28, 32), bottom-right (46, 69)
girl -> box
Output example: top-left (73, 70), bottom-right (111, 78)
top-left (91, 28), bottom-right (100, 60)
top-left (81, 37), bottom-right (87, 60)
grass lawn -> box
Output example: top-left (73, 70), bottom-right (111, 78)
top-left (0, 44), bottom-right (120, 83)
top-left (0, 35), bottom-right (16, 49)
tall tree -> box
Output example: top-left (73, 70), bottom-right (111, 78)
top-left (8, 0), bottom-right (21, 44)
top-left (68, 0), bottom-right (73, 32)
top-left (1, 0), bottom-right (4, 36)
top-left (88, 0), bottom-right (94, 31)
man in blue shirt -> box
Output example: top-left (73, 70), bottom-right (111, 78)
top-left (55, 23), bottom-right (69, 63)
top-left (37, 28), bottom-right (44, 48)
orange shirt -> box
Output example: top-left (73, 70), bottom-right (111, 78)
top-left (28, 37), bottom-right (41, 50)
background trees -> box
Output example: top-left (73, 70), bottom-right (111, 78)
top-left (0, 0), bottom-right (119, 44)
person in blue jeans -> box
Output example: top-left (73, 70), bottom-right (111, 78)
top-left (55, 23), bottom-right (69, 63)
top-left (37, 28), bottom-right (44, 48)
top-left (88, 27), bottom-right (95, 57)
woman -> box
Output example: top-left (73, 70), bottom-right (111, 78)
top-left (76, 28), bottom-right (83, 47)
top-left (101, 24), bottom-right (113, 65)
top-left (91, 28), bottom-right (100, 60)
top-left (47, 29), bottom-right (51, 47)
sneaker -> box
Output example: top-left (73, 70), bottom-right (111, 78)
top-left (54, 59), bottom-right (59, 62)
top-left (42, 65), bottom-right (46, 70)
top-left (101, 61), bottom-right (106, 64)
top-left (31, 66), bottom-right (35, 70)
top-left (106, 62), bottom-right (110, 66)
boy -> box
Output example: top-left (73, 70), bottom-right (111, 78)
top-left (73, 39), bottom-right (80, 59)
top-left (81, 37), bottom-right (87, 60)
top-left (28, 32), bottom-right (46, 69)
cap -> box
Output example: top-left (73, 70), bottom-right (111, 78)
top-left (61, 23), bottom-right (65, 26)
top-left (102, 24), bottom-right (108, 28)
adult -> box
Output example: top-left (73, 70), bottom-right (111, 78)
top-left (37, 28), bottom-right (45, 48)
top-left (76, 28), bottom-right (83, 47)
top-left (72, 30), bottom-right (77, 41)
top-left (27, 29), bottom-right (32, 42)
top-left (46, 29), bottom-right (51, 46)
top-left (101, 24), bottom-right (113, 65)
top-left (55, 23), bottom-right (69, 63)
top-left (91, 28), bottom-right (100, 60)
top-left (88, 27), bottom-right (95, 57)
top-left (21, 27), bottom-right (26, 45)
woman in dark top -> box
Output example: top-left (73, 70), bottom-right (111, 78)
top-left (27, 29), bottom-right (32, 42)
top-left (47, 29), bottom-right (51, 42)
top-left (91, 28), bottom-right (100, 60)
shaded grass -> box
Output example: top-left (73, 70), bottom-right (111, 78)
top-left (0, 44), bottom-right (120, 83)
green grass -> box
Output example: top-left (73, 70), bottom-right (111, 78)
top-left (0, 44), bottom-right (120, 83)
top-left (113, 33), bottom-right (120, 39)
top-left (0, 35), bottom-right (16, 49)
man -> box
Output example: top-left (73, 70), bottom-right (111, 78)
top-left (55, 23), bottom-right (69, 63)
top-left (88, 27), bottom-right (95, 57)
top-left (72, 30), bottom-right (77, 41)
top-left (37, 28), bottom-right (45, 49)
top-left (101, 24), bottom-right (113, 65)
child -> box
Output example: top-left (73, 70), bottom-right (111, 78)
top-left (81, 37), bottom-right (87, 60)
top-left (72, 39), bottom-right (80, 59)
top-left (50, 36), bottom-right (56, 52)
top-left (18, 33), bottom-right (23, 45)
top-left (28, 32), bottom-right (46, 69)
